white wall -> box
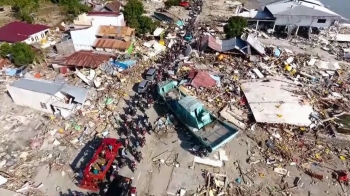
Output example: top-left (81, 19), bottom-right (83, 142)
top-left (70, 14), bottom-right (125, 51)
top-left (7, 86), bottom-right (52, 113)
top-left (275, 15), bottom-right (335, 27)
top-left (23, 29), bottom-right (49, 45)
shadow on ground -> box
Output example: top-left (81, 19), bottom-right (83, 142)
top-left (70, 138), bottom-right (102, 172)
top-left (59, 189), bottom-right (99, 196)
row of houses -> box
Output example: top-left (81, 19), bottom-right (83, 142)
top-left (1, 0), bottom-right (348, 119)
top-left (0, 0), bottom-right (346, 52)
top-left (0, 1), bottom-right (132, 118)
top-left (0, 0), bottom-right (132, 52)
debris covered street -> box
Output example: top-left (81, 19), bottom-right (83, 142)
top-left (1, 0), bottom-right (350, 196)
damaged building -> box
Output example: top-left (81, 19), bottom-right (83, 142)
top-left (200, 33), bottom-right (265, 55)
top-left (236, 0), bottom-right (347, 36)
top-left (93, 25), bottom-right (135, 52)
top-left (7, 77), bottom-right (89, 118)
top-left (70, 12), bottom-right (125, 51)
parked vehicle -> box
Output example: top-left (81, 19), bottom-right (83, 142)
top-left (145, 68), bottom-right (157, 81)
top-left (157, 81), bottom-right (240, 152)
top-left (137, 80), bottom-right (150, 94)
top-left (179, 1), bottom-right (190, 7)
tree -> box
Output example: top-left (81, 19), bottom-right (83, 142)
top-left (51, 0), bottom-right (92, 21)
top-left (128, 17), bottom-right (140, 30)
top-left (12, 0), bottom-right (38, 23)
top-left (224, 16), bottom-right (248, 38)
top-left (0, 43), bottom-right (35, 67)
top-left (138, 16), bottom-right (156, 35)
top-left (11, 43), bottom-right (35, 66)
top-left (0, 43), bottom-right (11, 57)
top-left (123, 0), bottom-right (144, 22)
top-left (123, 0), bottom-right (158, 36)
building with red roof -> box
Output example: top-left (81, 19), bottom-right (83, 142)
top-left (0, 21), bottom-right (50, 44)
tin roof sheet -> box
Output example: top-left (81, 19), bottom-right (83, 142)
top-left (94, 38), bottom-right (131, 50)
top-left (0, 21), bottom-right (49, 43)
top-left (191, 71), bottom-right (216, 88)
top-left (97, 26), bottom-right (135, 38)
top-left (10, 78), bottom-right (88, 104)
top-left (63, 50), bottom-right (111, 68)
top-left (241, 77), bottom-right (314, 126)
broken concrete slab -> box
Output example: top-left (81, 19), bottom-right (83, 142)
top-left (241, 77), bottom-right (314, 126)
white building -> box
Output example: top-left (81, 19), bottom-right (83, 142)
top-left (7, 78), bottom-right (89, 118)
top-left (70, 12), bottom-right (125, 51)
top-left (235, 0), bottom-right (347, 35)
top-left (265, 0), bottom-right (346, 30)
top-left (0, 21), bottom-right (50, 44)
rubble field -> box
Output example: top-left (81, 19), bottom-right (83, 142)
top-left (2, 0), bottom-right (350, 196)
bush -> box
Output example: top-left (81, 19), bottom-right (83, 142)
top-left (0, 43), bottom-right (35, 67)
top-left (12, 0), bottom-right (39, 23)
top-left (164, 0), bottom-right (180, 8)
top-left (52, 0), bottom-right (92, 21)
top-left (224, 16), bottom-right (248, 38)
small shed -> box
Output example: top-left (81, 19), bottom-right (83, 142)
top-left (7, 77), bottom-right (89, 118)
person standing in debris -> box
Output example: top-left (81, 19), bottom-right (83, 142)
top-left (121, 147), bottom-right (127, 158)
top-left (144, 114), bottom-right (149, 123)
top-left (147, 122), bottom-right (152, 133)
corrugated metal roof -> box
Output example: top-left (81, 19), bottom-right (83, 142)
top-left (105, 1), bottom-right (121, 12)
top-left (10, 78), bottom-right (88, 104)
top-left (94, 38), bottom-right (131, 50)
top-left (0, 21), bottom-right (49, 43)
top-left (205, 36), bottom-right (248, 53)
top-left (63, 50), bottom-right (111, 68)
top-left (178, 96), bottom-right (203, 112)
top-left (246, 34), bottom-right (265, 55)
top-left (191, 71), bottom-right (216, 88)
top-left (87, 12), bottom-right (120, 16)
top-left (97, 26), bottom-right (135, 38)
top-left (265, 0), bottom-right (342, 17)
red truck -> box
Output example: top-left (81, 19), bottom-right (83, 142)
top-left (78, 138), bottom-right (122, 191)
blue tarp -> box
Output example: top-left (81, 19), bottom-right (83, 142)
top-left (210, 75), bottom-right (221, 87)
top-left (110, 60), bottom-right (137, 70)
top-left (274, 48), bottom-right (281, 57)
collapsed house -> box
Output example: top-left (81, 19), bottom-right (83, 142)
top-left (200, 33), bottom-right (265, 55)
top-left (7, 77), bottom-right (89, 118)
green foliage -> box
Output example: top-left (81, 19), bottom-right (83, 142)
top-left (12, 0), bottom-right (39, 23)
top-left (0, 43), bottom-right (11, 57)
top-left (127, 17), bottom-right (140, 30)
top-left (123, 0), bottom-right (157, 36)
top-left (0, 43), bottom-right (35, 67)
top-left (224, 16), bottom-right (248, 38)
top-left (164, 0), bottom-right (180, 8)
top-left (123, 0), bottom-right (144, 22)
top-left (18, 12), bottom-right (34, 23)
top-left (52, 0), bottom-right (92, 21)
top-left (138, 16), bottom-right (157, 35)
